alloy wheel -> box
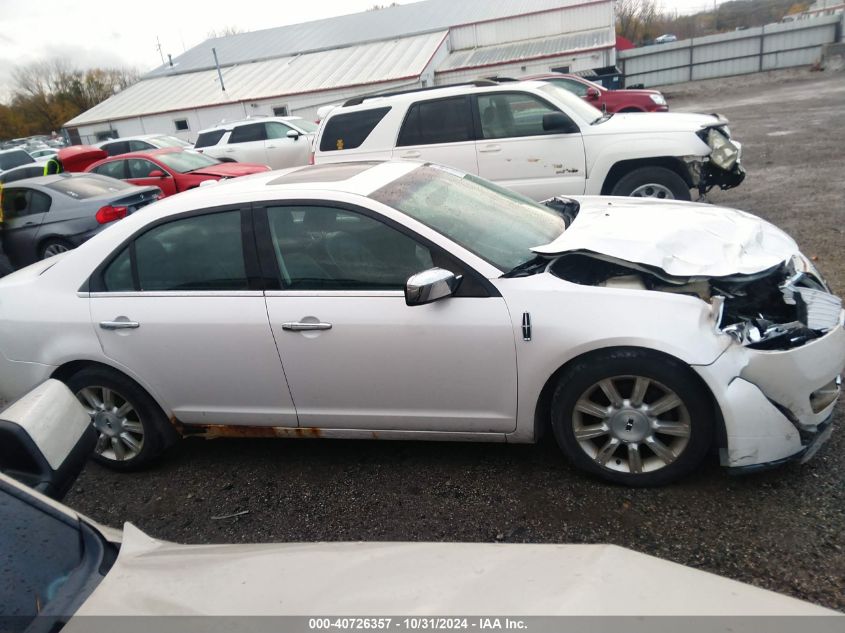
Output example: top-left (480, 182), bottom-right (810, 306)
top-left (43, 243), bottom-right (69, 257)
top-left (571, 375), bottom-right (691, 474)
top-left (76, 386), bottom-right (145, 462)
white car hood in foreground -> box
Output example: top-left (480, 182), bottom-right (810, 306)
top-left (68, 524), bottom-right (833, 618)
top-left (588, 111), bottom-right (723, 135)
top-left (533, 197), bottom-right (798, 278)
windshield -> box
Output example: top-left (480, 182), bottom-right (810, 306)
top-left (156, 150), bottom-right (220, 173)
top-left (151, 136), bottom-right (192, 148)
top-left (371, 164), bottom-right (566, 272)
top-left (537, 83), bottom-right (604, 123)
top-left (46, 175), bottom-right (132, 199)
top-left (288, 117), bottom-right (318, 133)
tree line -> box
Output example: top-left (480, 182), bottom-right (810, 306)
top-left (1, 60), bottom-right (138, 140)
top-left (617, 0), bottom-right (812, 45)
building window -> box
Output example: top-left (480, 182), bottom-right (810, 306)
top-left (551, 65), bottom-right (571, 74)
top-left (174, 119), bottom-right (189, 131)
top-left (272, 105), bottom-right (289, 117)
top-left (95, 130), bottom-right (118, 141)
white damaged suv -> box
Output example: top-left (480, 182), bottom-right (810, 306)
top-left (313, 80), bottom-right (744, 201)
top-left (0, 162), bottom-right (839, 486)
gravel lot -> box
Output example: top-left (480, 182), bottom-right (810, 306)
top-left (64, 69), bottom-right (845, 611)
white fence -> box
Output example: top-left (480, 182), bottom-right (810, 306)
top-left (618, 14), bottom-right (843, 87)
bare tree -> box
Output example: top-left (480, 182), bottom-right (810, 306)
top-left (207, 25), bottom-right (244, 39)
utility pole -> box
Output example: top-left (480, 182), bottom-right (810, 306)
top-left (155, 36), bottom-right (164, 66)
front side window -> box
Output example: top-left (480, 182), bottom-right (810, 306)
top-left (229, 123), bottom-right (266, 144)
top-left (265, 122), bottom-right (293, 140)
top-left (549, 77), bottom-right (589, 97)
top-left (397, 97), bottom-right (472, 146)
top-left (477, 92), bottom-right (563, 139)
top-left (319, 107), bottom-right (391, 152)
top-left (128, 140), bottom-right (155, 152)
top-left (266, 206), bottom-right (433, 290)
top-left (101, 211), bottom-right (248, 292)
top-left (127, 159), bottom-right (161, 178)
top-left (92, 160), bottom-right (127, 180)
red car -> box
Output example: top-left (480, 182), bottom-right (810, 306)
top-left (81, 148), bottom-right (270, 197)
top-left (522, 73), bottom-right (669, 113)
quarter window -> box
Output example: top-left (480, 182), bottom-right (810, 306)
top-left (103, 246), bottom-right (133, 292)
top-left (266, 206), bottom-right (433, 291)
top-left (319, 107), bottom-right (391, 152)
top-left (194, 130), bottom-right (226, 149)
top-left (397, 97), bottom-right (472, 146)
top-left (476, 92), bottom-right (564, 139)
top-left (133, 211), bottom-right (248, 291)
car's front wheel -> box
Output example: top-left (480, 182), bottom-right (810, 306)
top-left (610, 166), bottom-right (692, 201)
top-left (551, 349), bottom-right (713, 486)
top-left (63, 367), bottom-right (173, 470)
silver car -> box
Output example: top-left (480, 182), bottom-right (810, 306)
top-left (0, 173), bottom-right (160, 270)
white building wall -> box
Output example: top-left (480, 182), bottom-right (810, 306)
top-left (449, 2), bottom-right (614, 50)
top-left (434, 48), bottom-right (614, 85)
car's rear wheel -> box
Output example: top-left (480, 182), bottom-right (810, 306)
top-left (550, 349), bottom-right (713, 486)
top-left (63, 367), bottom-right (173, 471)
top-left (40, 238), bottom-right (73, 259)
top-left (610, 166), bottom-right (691, 201)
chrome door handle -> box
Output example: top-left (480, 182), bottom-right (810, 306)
top-left (99, 320), bottom-right (140, 330)
top-left (478, 145), bottom-right (501, 153)
top-left (282, 322), bottom-right (332, 331)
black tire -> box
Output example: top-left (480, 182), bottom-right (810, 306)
top-left (63, 367), bottom-right (174, 471)
top-left (610, 166), bottom-right (692, 200)
top-left (39, 238), bottom-right (74, 260)
top-left (550, 348), bottom-right (713, 487)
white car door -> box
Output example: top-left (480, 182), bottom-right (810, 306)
top-left (263, 121), bottom-right (310, 169)
top-left (474, 92), bottom-right (587, 200)
top-left (222, 123), bottom-right (269, 164)
top-left (391, 96), bottom-right (479, 174)
top-left (259, 203), bottom-right (517, 433)
top-left (89, 207), bottom-right (297, 427)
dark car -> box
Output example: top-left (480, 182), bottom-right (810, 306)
top-left (0, 163), bottom-right (45, 185)
top-left (0, 173), bottom-right (160, 270)
top-left (522, 73), bottom-right (669, 113)
top-left (0, 148), bottom-right (36, 175)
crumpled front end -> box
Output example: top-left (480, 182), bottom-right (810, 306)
top-left (551, 247), bottom-right (844, 470)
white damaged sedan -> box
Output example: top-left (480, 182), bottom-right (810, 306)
top-left (0, 161), bottom-right (842, 485)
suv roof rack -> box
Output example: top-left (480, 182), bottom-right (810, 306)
top-left (342, 80), bottom-right (500, 107)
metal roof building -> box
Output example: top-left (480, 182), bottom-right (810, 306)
top-left (64, 0), bottom-right (615, 144)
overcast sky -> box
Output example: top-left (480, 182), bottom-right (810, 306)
top-left (0, 0), bottom-right (721, 102)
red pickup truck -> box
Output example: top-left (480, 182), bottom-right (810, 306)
top-left (522, 73), bottom-right (669, 113)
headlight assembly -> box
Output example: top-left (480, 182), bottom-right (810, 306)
top-left (649, 94), bottom-right (666, 105)
top-left (707, 128), bottom-right (739, 170)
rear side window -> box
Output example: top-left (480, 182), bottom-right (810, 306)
top-left (194, 130), bottom-right (226, 148)
top-left (134, 211), bottom-right (248, 291)
top-left (397, 97), bottom-right (472, 146)
top-left (0, 189), bottom-right (51, 218)
top-left (0, 150), bottom-right (35, 170)
top-left (319, 107), bottom-right (391, 152)
top-left (102, 141), bottom-right (130, 156)
top-left (229, 123), bottom-right (266, 144)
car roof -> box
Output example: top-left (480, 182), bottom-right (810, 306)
top-left (2, 172), bottom-right (109, 187)
top-left (95, 147), bottom-right (183, 161)
top-left (197, 116), bottom-right (305, 134)
top-left (97, 134), bottom-right (174, 145)
top-left (330, 80), bottom-right (552, 113)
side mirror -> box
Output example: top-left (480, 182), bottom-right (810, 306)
top-left (542, 112), bottom-right (579, 134)
top-left (286, 130), bottom-right (301, 140)
top-left (586, 87), bottom-right (600, 100)
top-left (148, 169), bottom-right (167, 178)
top-left (405, 268), bottom-right (462, 306)
top-left (0, 380), bottom-right (96, 500)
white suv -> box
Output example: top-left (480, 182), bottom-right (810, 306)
top-left (195, 116), bottom-right (318, 169)
top-left (313, 80), bottom-right (745, 201)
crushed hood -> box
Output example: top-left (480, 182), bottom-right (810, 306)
top-left (533, 197), bottom-right (798, 278)
top-left (67, 524), bottom-right (832, 618)
top-left (189, 162), bottom-right (271, 178)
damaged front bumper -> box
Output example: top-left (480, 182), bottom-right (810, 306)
top-left (695, 315), bottom-right (845, 470)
